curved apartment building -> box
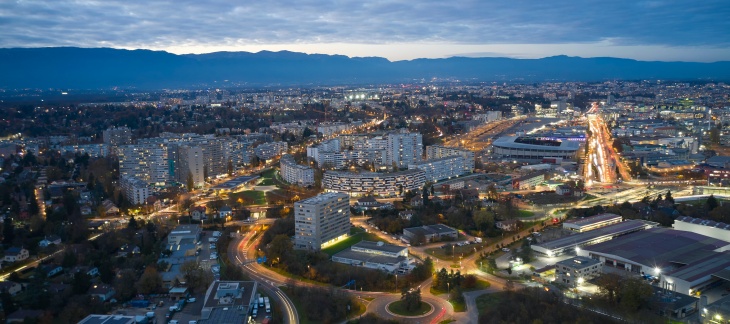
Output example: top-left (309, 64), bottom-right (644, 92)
top-left (323, 169), bottom-right (426, 197)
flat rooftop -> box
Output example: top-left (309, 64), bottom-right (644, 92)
top-left (404, 224), bottom-right (457, 236)
top-left (556, 256), bottom-right (602, 268)
top-left (563, 213), bottom-right (622, 227)
top-left (78, 315), bottom-right (136, 324)
top-left (534, 219), bottom-right (650, 252)
top-left (353, 240), bottom-right (407, 254)
top-left (297, 191), bottom-right (348, 205)
top-left (333, 249), bottom-right (406, 265)
top-left (212, 175), bottom-right (259, 190)
top-left (584, 227), bottom-right (730, 270)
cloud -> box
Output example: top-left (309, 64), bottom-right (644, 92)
top-left (0, 0), bottom-right (729, 60)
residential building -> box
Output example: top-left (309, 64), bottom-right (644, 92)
top-left (190, 206), bottom-right (207, 220)
top-left (555, 256), bottom-right (602, 287)
top-left (254, 141), bottom-right (288, 161)
top-left (280, 154), bottom-right (315, 186)
top-left (102, 126), bottom-right (133, 147)
top-left (117, 143), bottom-right (169, 185)
top-left (38, 235), bottom-right (61, 247)
top-left (172, 144), bottom-right (205, 188)
top-left (425, 145), bottom-right (475, 172)
top-left (512, 171), bottom-right (547, 190)
top-left (119, 175), bottom-right (151, 205)
top-left (408, 156), bottom-right (467, 183)
top-left (386, 131), bottom-right (423, 168)
top-left (294, 192), bottom-right (350, 251)
top-left (322, 169), bottom-right (426, 197)
top-left (0, 281), bottom-right (22, 296)
top-left (88, 284), bottom-right (116, 301)
top-left (496, 219), bottom-right (519, 232)
top-left (3, 247), bottom-right (29, 263)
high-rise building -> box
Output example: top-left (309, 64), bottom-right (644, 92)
top-left (117, 143), bottom-right (169, 185)
top-left (172, 144), bottom-right (205, 188)
top-left (120, 175), bottom-right (151, 205)
top-left (294, 192), bottom-right (350, 251)
top-left (408, 155), bottom-right (466, 183)
top-left (280, 154), bottom-right (315, 186)
top-left (386, 131), bottom-right (422, 168)
top-left (103, 126), bottom-right (133, 147)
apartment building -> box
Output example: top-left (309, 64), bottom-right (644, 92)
top-left (294, 192), bottom-right (351, 251)
top-left (120, 175), bottom-right (151, 205)
top-left (322, 169), bottom-right (426, 197)
top-left (387, 131), bottom-right (423, 168)
top-left (408, 155), bottom-right (467, 182)
top-left (280, 154), bottom-right (315, 186)
top-left (102, 126), bottom-right (133, 147)
top-left (171, 144), bottom-right (205, 188)
top-left (255, 141), bottom-right (288, 161)
top-left (117, 143), bottom-right (169, 185)
top-left (426, 145), bottom-right (475, 172)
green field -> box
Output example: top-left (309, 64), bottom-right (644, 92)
top-left (321, 227), bottom-right (387, 256)
top-left (257, 169), bottom-right (279, 186)
top-left (387, 300), bottom-right (432, 316)
top-left (231, 190), bottom-right (267, 205)
top-left (431, 279), bottom-right (490, 295)
top-left (516, 210), bottom-right (535, 218)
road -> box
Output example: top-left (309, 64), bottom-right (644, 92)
top-left (585, 103), bottom-right (632, 185)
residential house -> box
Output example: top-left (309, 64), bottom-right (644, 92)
top-left (40, 264), bottom-right (63, 277)
top-left (457, 189), bottom-right (480, 202)
top-left (39, 235), bottom-right (62, 247)
top-left (410, 196), bottom-right (423, 207)
top-left (218, 206), bottom-right (233, 219)
top-left (3, 247), bottom-right (29, 263)
top-left (0, 281), bottom-right (22, 296)
top-left (88, 284), bottom-right (116, 302)
top-left (6, 309), bottom-right (44, 323)
top-left (101, 199), bottom-right (120, 216)
top-left (190, 206), bottom-right (207, 221)
top-left (496, 219), bottom-right (519, 232)
top-left (555, 185), bottom-right (573, 196)
top-left (70, 266), bottom-right (99, 278)
top-left (399, 210), bottom-right (415, 221)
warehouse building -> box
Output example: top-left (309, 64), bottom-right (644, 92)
top-left (563, 213), bottom-right (623, 233)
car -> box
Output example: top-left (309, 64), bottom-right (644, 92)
top-left (210, 253), bottom-right (217, 260)
top-left (165, 312), bottom-right (172, 320)
top-left (502, 248), bottom-right (510, 252)
top-left (187, 297), bottom-right (196, 303)
top-left (158, 301), bottom-right (164, 307)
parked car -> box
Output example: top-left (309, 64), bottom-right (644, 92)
top-left (187, 297), bottom-right (196, 303)
top-left (502, 248), bottom-right (510, 252)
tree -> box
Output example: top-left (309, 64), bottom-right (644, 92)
top-left (267, 234), bottom-right (293, 265)
top-left (180, 260), bottom-right (213, 294)
top-left (664, 191), bottom-right (674, 204)
top-left (303, 127), bottom-right (314, 138)
top-left (72, 272), bottom-right (92, 295)
top-left (114, 269), bottom-right (138, 301)
top-left (187, 172), bottom-right (194, 191)
top-left (136, 266), bottom-right (162, 295)
top-left (401, 287), bottom-right (422, 311)
top-left (127, 216), bottom-right (138, 230)
top-left (487, 183), bottom-right (498, 200)
top-left (710, 127), bottom-right (721, 144)
top-left (707, 194), bottom-right (719, 212)
top-left (2, 220), bottom-right (14, 244)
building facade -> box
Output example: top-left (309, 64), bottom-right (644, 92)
top-left (555, 256), bottom-right (602, 287)
top-left (493, 136), bottom-right (580, 162)
top-left (294, 192), bottom-right (350, 250)
top-left (120, 175), bottom-right (151, 205)
top-left (425, 145), bottom-right (475, 172)
top-left (322, 169), bottom-right (426, 197)
top-left (280, 154), bottom-right (315, 186)
top-left (386, 131), bottom-right (423, 168)
top-left (408, 155), bottom-right (467, 183)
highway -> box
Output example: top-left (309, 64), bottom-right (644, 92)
top-left (585, 102), bottom-right (633, 185)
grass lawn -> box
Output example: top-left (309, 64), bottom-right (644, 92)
top-left (431, 279), bottom-right (490, 295)
top-left (234, 190), bottom-right (266, 205)
top-left (475, 293), bottom-right (504, 316)
top-left (516, 210), bottom-right (535, 218)
top-left (425, 243), bottom-right (486, 261)
top-left (321, 227), bottom-right (386, 256)
top-left (387, 300), bottom-right (432, 316)
top-left (452, 299), bottom-right (466, 312)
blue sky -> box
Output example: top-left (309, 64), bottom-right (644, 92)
top-left (2, 0), bottom-right (729, 61)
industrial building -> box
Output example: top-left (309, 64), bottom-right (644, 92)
top-left (673, 216), bottom-right (730, 243)
top-left (331, 241), bottom-right (413, 273)
top-left (563, 213), bottom-right (623, 233)
top-left (403, 224), bottom-right (458, 243)
top-left (198, 281), bottom-right (258, 324)
top-left (577, 228), bottom-right (730, 296)
top-left (531, 219), bottom-right (653, 256)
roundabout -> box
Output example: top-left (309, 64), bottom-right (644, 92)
top-left (386, 300), bottom-right (434, 317)
top-left (368, 295), bottom-right (452, 323)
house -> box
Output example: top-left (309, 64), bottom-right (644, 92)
top-left (88, 284), bottom-right (116, 302)
top-left (190, 206), bottom-right (207, 221)
top-left (0, 281), bottom-right (22, 296)
top-left (102, 199), bottom-right (120, 216)
top-left (117, 244), bottom-right (140, 257)
top-left (555, 185), bottom-right (573, 196)
top-left (80, 205), bottom-right (93, 216)
top-left (410, 196), bottom-right (423, 207)
top-left (4, 247), bottom-right (29, 263)
top-left (218, 206), bottom-right (233, 219)
top-left (70, 266), bottom-right (99, 278)
top-left (399, 210), bottom-right (416, 221)
top-left (5, 309), bottom-right (44, 323)
top-left (39, 235), bottom-right (62, 247)
top-left (355, 196), bottom-right (393, 210)
top-left (496, 219), bottom-right (519, 232)
top-left (40, 264), bottom-right (64, 277)
top-left (457, 189), bottom-right (480, 202)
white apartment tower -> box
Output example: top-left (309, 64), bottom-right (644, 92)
top-left (426, 145), bottom-right (475, 172)
top-left (174, 144), bottom-right (205, 188)
top-left (120, 175), bottom-right (151, 205)
top-left (103, 126), bottom-right (133, 147)
top-left (386, 131), bottom-right (423, 168)
top-left (294, 192), bottom-right (350, 250)
top-left (117, 143), bottom-right (169, 185)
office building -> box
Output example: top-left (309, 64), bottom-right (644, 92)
top-left (294, 192), bottom-right (350, 250)
top-left (555, 256), bottom-right (602, 288)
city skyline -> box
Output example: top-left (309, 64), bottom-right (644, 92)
top-left (2, 0), bottom-right (730, 62)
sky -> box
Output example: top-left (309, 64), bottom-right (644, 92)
top-left (2, 0), bottom-right (730, 62)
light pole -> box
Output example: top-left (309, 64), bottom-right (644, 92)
top-left (395, 274), bottom-right (398, 292)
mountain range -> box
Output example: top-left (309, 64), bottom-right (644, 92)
top-left (1, 47), bottom-right (729, 89)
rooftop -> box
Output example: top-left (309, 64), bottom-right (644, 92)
top-left (352, 240), bottom-right (408, 254)
top-left (78, 315), bottom-right (137, 324)
top-left (535, 219), bottom-right (651, 251)
top-left (404, 224), bottom-right (457, 236)
top-left (556, 256), bottom-right (601, 268)
top-left (297, 192), bottom-right (348, 205)
top-left (211, 175), bottom-right (259, 190)
top-left (333, 249), bottom-right (406, 266)
top-left (493, 136), bottom-right (581, 150)
top-left (563, 213), bottom-right (622, 226)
